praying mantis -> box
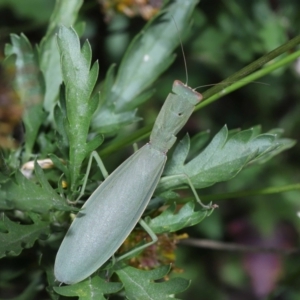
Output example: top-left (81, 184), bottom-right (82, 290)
top-left (54, 79), bottom-right (216, 284)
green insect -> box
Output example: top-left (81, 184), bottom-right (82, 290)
top-left (54, 80), bottom-right (214, 284)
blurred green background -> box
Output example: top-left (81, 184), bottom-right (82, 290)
top-left (0, 0), bottom-right (300, 299)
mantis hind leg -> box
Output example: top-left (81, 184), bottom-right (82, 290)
top-left (115, 219), bottom-right (158, 263)
top-left (75, 151), bottom-right (109, 202)
top-left (104, 220), bottom-right (157, 280)
top-left (184, 174), bottom-right (218, 214)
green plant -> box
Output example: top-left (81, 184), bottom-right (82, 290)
top-left (1, 0), bottom-right (299, 299)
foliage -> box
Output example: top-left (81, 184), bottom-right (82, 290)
top-left (115, 265), bottom-right (190, 300)
top-left (0, 0), bottom-right (299, 299)
top-left (0, 213), bottom-right (50, 258)
top-left (53, 276), bottom-right (123, 300)
top-left (5, 34), bottom-right (46, 158)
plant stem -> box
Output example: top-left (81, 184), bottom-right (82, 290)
top-left (197, 49), bottom-right (300, 110)
top-left (199, 34), bottom-right (300, 105)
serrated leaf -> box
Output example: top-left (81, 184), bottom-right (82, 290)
top-left (116, 265), bottom-right (189, 300)
top-left (48, 153), bottom-right (69, 181)
top-left (92, 63), bottom-right (141, 133)
top-left (249, 129), bottom-right (296, 164)
top-left (164, 134), bottom-right (190, 175)
top-left (57, 26), bottom-right (101, 191)
top-left (86, 134), bottom-right (104, 154)
top-left (54, 85), bottom-right (70, 158)
top-left (1, 166), bottom-right (71, 213)
top-left (5, 33), bottom-right (46, 157)
top-left (92, 0), bottom-right (199, 132)
top-left (188, 129), bottom-right (211, 159)
top-left (53, 276), bottom-right (122, 300)
top-left (0, 213), bottom-right (50, 258)
top-left (146, 202), bottom-right (209, 234)
top-left (158, 125), bottom-right (295, 192)
top-left (39, 0), bottom-right (83, 115)
top-left (33, 160), bottom-right (71, 209)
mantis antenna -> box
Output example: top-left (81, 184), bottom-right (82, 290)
top-left (171, 15), bottom-right (189, 86)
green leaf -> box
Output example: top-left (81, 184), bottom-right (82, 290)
top-left (188, 130), bottom-right (211, 160)
top-left (163, 134), bottom-right (190, 176)
top-left (39, 0), bottom-right (83, 115)
top-left (0, 164), bottom-right (71, 213)
top-left (54, 85), bottom-right (70, 158)
top-left (92, 0), bottom-right (199, 132)
top-left (116, 265), bottom-right (190, 300)
top-left (48, 153), bottom-right (70, 183)
top-left (33, 160), bottom-right (72, 210)
top-left (158, 125), bottom-right (295, 192)
top-left (249, 128), bottom-right (296, 164)
top-left (5, 33), bottom-right (46, 158)
top-left (93, 63), bottom-right (141, 133)
top-left (146, 202), bottom-right (209, 234)
top-left (0, 213), bottom-right (50, 258)
top-left (53, 276), bottom-right (123, 300)
top-left (57, 26), bottom-right (102, 192)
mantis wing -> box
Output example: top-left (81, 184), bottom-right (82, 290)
top-left (55, 144), bottom-right (166, 284)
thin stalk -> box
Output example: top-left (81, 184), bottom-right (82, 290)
top-left (197, 49), bottom-right (300, 110)
top-left (199, 34), bottom-right (300, 104)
